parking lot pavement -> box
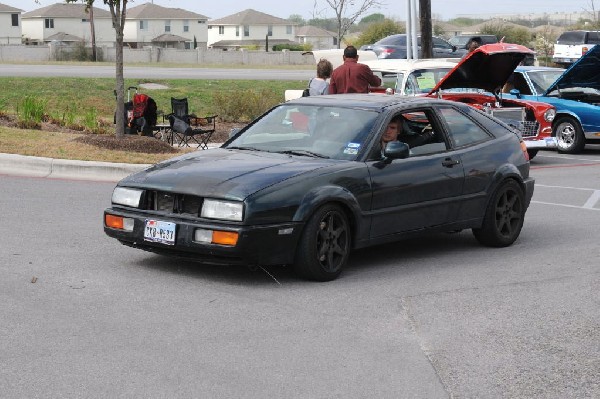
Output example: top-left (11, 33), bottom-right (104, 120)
top-left (530, 150), bottom-right (600, 211)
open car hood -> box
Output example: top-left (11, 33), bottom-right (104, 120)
top-left (430, 43), bottom-right (534, 94)
top-left (545, 44), bottom-right (600, 95)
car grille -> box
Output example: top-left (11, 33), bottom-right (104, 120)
top-left (518, 121), bottom-right (540, 138)
top-left (145, 190), bottom-right (203, 216)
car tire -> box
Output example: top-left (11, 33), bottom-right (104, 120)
top-left (472, 180), bottom-right (525, 248)
top-left (293, 204), bottom-right (350, 281)
top-left (555, 117), bottom-right (585, 154)
top-left (527, 149), bottom-right (538, 160)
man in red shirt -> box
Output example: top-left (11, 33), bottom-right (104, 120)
top-left (329, 45), bottom-right (382, 94)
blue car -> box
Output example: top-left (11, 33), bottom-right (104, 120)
top-left (504, 44), bottom-right (600, 154)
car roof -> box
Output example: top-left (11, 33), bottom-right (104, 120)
top-left (362, 58), bottom-right (459, 74)
top-left (286, 93), bottom-right (461, 111)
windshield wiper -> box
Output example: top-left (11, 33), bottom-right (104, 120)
top-left (276, 150), bottom-right (329, 159)
top-left (227, 146), bottom-right (262, 151)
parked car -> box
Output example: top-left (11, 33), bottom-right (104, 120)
top-left (504, 44), bottom-right (600, 154)
top-left (361, 34), bottom-right (466, 59)
top-left (363, 58), bottom-right (459, 95)
top-left (448, 34), bottom-right (498, 49)
top-left (552, 30), bottom-right (600, 67)
top-left (427, 43), bottom-right (557, 159)
top-left (104, 94), bottom-right (535, 281)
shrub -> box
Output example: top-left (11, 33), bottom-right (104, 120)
top-left (83, 107), bottom-right (99, 132)
top-left (17, 96), bottom-right (47, 129)
top-left (213, 89), bottom-right (281, 122)
top-left (353, 19), bottom-right (405, 48)
top-left (272, 44), bottom-right (307, 51)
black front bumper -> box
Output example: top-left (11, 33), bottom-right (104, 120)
top-left (104, 208), bottom-right (303, 266)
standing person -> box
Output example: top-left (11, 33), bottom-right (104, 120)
top-left (329, 45), bottom-right (382, 94)
top-left (307, 59), bottom-right (333, 96)
top-left (465, 37), bottom-right (482, 54)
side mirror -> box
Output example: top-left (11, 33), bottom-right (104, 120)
top-left (509, 88), bottom-right (521, 98)
top-left (452, 45), bottom-right (457, 52)
top-left (383, 141), bottom-right (410, 162)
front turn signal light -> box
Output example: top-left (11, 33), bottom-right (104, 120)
top-left (212, 231), bottom-right (239, 246)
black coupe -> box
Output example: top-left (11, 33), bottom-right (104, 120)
top-left (104, 95), bottom-right (534, 281)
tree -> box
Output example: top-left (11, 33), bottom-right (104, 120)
top-left (287, 14), bottom-right (306, 25)
top-left (480, 22), bottom-right (532, 46)
top-left (322, 0), bottom-right (385, 48)
top-left (62, 0), bottom-right (129, 139)
top-left (359, 13), bottom-right (385, 25)
top-left (419, 0), bottom-right (432, 58)
top-left (353, 19), bottom-right (404, 47)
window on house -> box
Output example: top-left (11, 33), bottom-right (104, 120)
top-left (286, 25), bottom-right (292, 34)
top-left (165, 20), bottom-right (171, 32)
top-left (183, 20), bottom-right (189, 32)
top-left (45, 18), bottom-right (54, 29)
top-left (236, 26), bottom-right (239, 37)
top-left (12, 14), bottom-right (19, 27)
top-left (219, 26), bottom-right (224, 35)
top-left (139, 20), bottom-right (148, 30)
top-left (244, 25), bottom-right (250, 36)
top-left (268, 25), bottom-right (273, 36)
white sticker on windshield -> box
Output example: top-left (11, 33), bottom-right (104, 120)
top-left (347, 142), bottom-right (361, 148)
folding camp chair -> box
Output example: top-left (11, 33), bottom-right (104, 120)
top-left (167, 97), bottom-right (217, 149)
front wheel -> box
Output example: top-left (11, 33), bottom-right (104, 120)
top-left (555, 117), bottom-right (585, 154)
top-left (472, 180), bottom-right (525, 247)
top-left (527, 149), bottom-right (538, 160)
top-left (293, 204), bottom-right (350, 281)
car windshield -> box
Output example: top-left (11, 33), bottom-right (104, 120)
top-left (225, 104), bottom-right (380, 160)
top-left (405, 68), bottom-right (453, 95)
top-left (526, 70), bottom-right (564, 93)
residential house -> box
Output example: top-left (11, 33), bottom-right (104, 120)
top-left (295, 26), bottom-right (337, 50)
top-left (207, 9), bottom-right (298, 50)
top-left (21, 3), bottom-right (114, 46)
top-left (124, 3), bottom-right (209, 49)
top-left (0, 3), bottom-right (22, 45)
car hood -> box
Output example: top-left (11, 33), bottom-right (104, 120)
top-left (545, 44), bottom-right (600, 95)
top-left (120, 148), bottom-right (336, 200)
top-left (430, 43), bottom-right (534, 94)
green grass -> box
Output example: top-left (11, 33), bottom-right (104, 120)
top-left (0, 77), bottom-right (307, 124)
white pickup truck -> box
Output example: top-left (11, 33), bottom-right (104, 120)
top-left (552, 30), bottom-right (600, 67)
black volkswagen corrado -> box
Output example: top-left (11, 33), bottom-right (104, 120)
top-left (104, 95), bottom-right (534, 281)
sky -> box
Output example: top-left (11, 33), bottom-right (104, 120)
top-left (2, 0), bottom-right (593, 21)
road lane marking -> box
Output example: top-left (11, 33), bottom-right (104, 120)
top-left (582, 190), bottom-right (600, 209)
top-left (536, 184), bottom-right (599, 191)
top-left (531, 200), bottom-right (600, 211)
top-left (537, 154), bottom-right (600, 163)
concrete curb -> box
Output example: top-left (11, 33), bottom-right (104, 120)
top-left (0, 153), bottom-right (150, 182)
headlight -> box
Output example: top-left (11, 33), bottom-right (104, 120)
top-left (201, 199), bottom-right (243, 221)
top-left (544, 109), bottom-right (556, 122)
top-left (111, 187), bottom-right (143, 208)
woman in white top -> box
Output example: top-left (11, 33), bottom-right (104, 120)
top-left (308, 58), bottom-right (334, 96)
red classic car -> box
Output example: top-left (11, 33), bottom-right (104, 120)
top-left (427, 43), bottom-right (557, 159)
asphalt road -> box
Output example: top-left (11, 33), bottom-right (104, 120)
top-left (1, 149), bottom-right (599, 397)
top-left (0, 64), bottom-right (314, 80)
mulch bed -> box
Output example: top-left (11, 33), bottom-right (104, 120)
top-left (0, 114), bottom-right (245, 154)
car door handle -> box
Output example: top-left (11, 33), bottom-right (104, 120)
top-left (442, 158), bottom-right (461, 167)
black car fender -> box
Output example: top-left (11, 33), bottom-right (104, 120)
top-left (487, 163), bottom-right (527, 196)
top-left (293, 185), bottom-right (367, 240)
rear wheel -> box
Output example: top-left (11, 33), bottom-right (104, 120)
top-left (555, 117), bottom-right (585, 154)
top-left (472, 180), bottom-right (525, 247)
top-left (293, 204), bottom-right (350, 281)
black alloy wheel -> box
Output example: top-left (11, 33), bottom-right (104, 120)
top-left (473, 180), bottom-right (525, 247)
top-left (293, 204), bottom-right (350, 281)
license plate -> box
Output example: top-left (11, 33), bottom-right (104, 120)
top-left (144, 219), bottom-right (176, 245)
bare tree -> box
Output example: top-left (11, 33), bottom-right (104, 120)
top-left (52, 0), bottom-right (129, 139)
top-left (583, 0), bottom-right (599, 27)
top-left (323, 0), bottom-right (385, 48)
top-left (419, 0), bottom-right (432, 58)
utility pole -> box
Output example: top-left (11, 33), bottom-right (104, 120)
top-left (89, 5), bottom-right (97, 61)
top-left (419, 0), bottom-right (432, 58)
